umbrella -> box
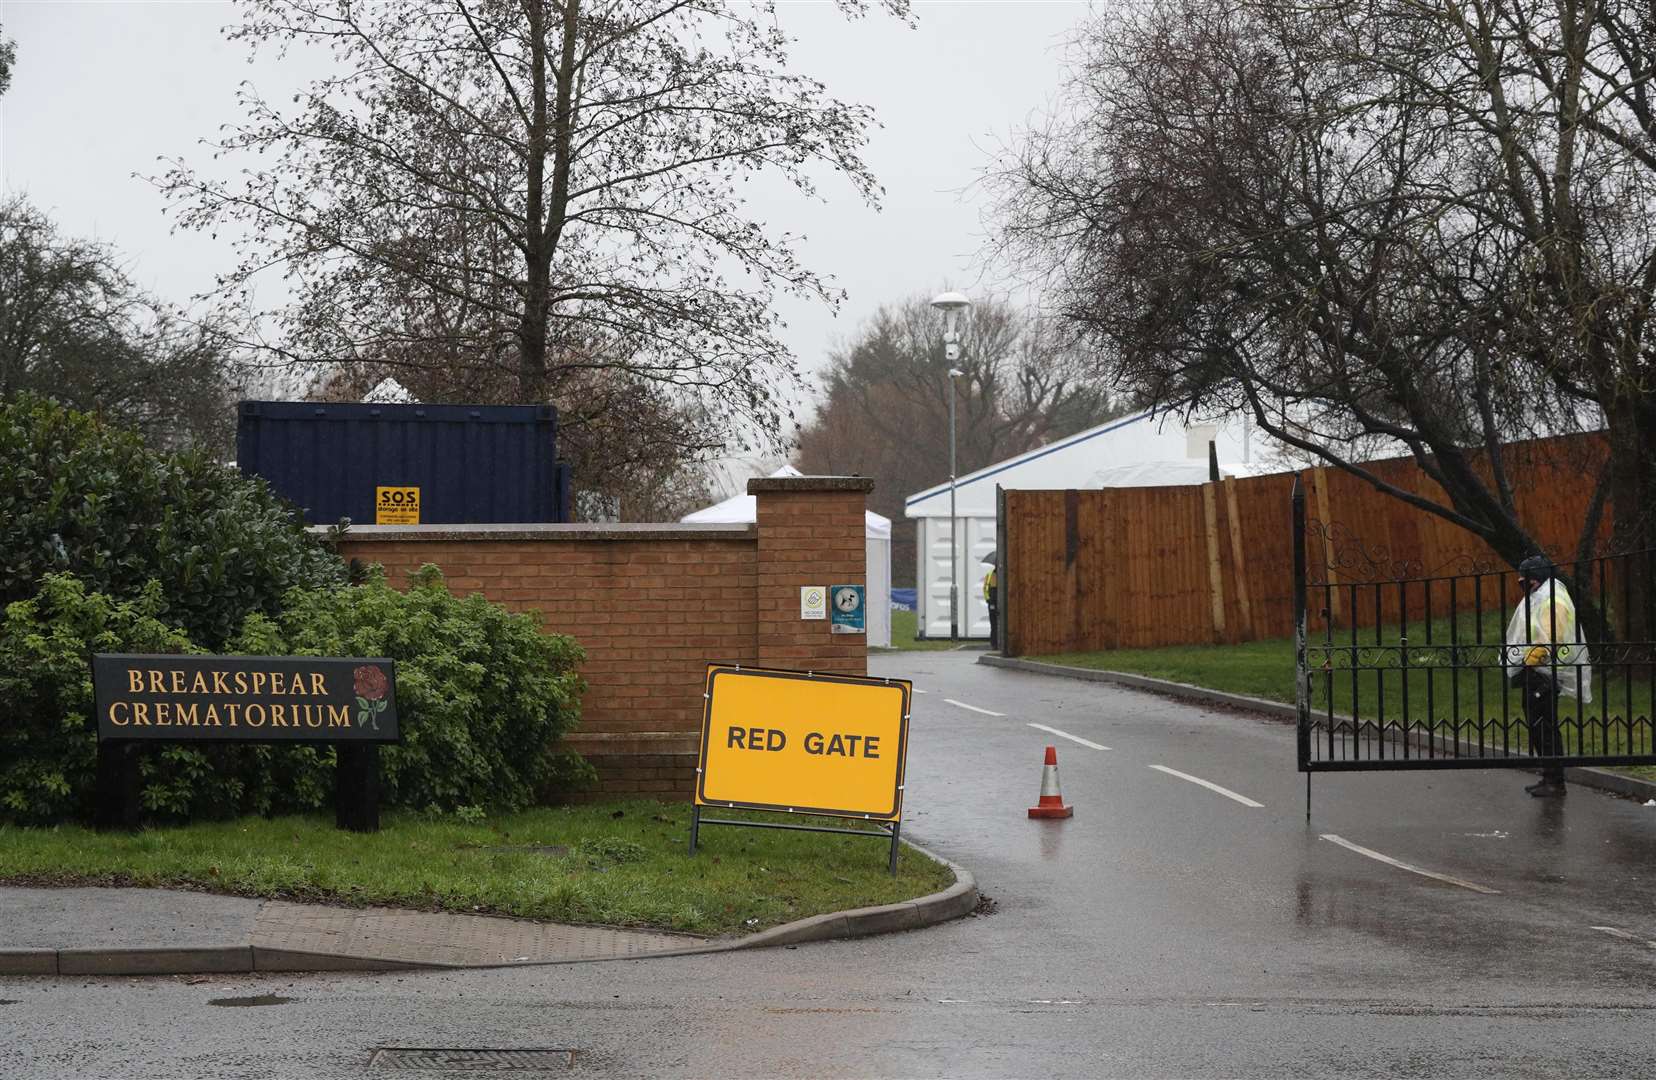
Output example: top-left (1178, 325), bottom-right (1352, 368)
top-left (980, 549), bottom-right (997, 565)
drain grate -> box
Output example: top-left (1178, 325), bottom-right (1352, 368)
top-left (209, 994), bottom-right (295, 1007)
top-left (369, 1048), bottom-right (576, 1071)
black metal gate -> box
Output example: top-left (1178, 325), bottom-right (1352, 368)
top-left (1293, 480), bottom-right (1656, 772)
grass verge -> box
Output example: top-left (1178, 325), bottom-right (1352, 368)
top-left (886, 608), bottom-right (972, 651)
top-left (1040, 638), bottom-right (1299, 704)
top-left (0, 800), bottom-right (954, 936)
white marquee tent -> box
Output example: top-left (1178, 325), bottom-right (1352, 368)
top-left (682, 466), bottom-right (892, 647)
top-left (903, 409), bottom-right (1263, 640)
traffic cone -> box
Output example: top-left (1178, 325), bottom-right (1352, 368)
top-left (1028, 745), bottom-right (1073, 819)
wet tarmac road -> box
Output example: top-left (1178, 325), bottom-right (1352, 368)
top-left (5, 650), bottom-right (1656, 1078)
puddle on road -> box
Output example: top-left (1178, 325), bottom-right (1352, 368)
top-left (209, 994), bottom-right (297, 1007)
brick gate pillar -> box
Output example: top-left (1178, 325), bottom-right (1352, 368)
top-left (750, 475), bottom-right (874, 676)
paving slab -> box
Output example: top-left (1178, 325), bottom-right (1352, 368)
top-left (0, 886), bottom-right (259, 950)
top-left (251, 901), bottom-right (702, 968)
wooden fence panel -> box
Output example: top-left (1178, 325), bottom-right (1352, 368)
top-left (1231, 472), bottom-right (1300, 640)
top-left (1004, 433), bottom-right (1615, 656)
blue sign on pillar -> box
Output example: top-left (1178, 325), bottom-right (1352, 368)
top-left (830, 585), bottom-right (866, 635)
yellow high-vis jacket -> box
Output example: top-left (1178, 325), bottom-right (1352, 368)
top-left (1504, 578), bottom-right (1593, 701)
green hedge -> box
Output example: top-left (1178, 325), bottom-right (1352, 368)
top-left (0, 395), bottom-right (345, 648)
top-left (0, 570), bottom-right (592, 825)
top-left (233, 567), bottom-right (593, 812)
top-left (0, 574), bottom-right (312, 824)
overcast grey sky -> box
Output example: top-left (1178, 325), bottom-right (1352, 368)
top-left (0, 1), bottom-right (1081, 398)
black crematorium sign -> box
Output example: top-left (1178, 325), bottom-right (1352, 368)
top-left (91, 654), bottom-right (400, 832)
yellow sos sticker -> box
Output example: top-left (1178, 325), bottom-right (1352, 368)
top-left (375, 486), bottom-right (420, 525)
top-left (696, 665), bottom-right (911, 820)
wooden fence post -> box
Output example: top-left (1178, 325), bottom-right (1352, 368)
top-left (1202, 483), bottom-right (1227, 643)
top-left (1312, 467), bottom-right (1342, 625)
top-left (1223, 476), bottom-right (1255, 639)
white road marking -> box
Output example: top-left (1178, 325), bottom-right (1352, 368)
top-left (1320, 834), bottom-right (1501, 895)
top-left (1027, 723), bottom-right (1109, 751)
top-left (1591, 926), bottom-right (1656, 949)
top-left (911, 688), bottom-right (928, 694)
top-left (945, 699), bottom-right (1005, 717)
top-left (1148, 764), bottom-right (1264, 808)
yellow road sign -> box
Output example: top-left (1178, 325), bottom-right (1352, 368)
top-left (375, 486), bottom-right (420, 524)
top-left (696, 665), bottom-right (911, 820)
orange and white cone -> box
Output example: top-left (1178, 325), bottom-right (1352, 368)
top-left (1028, 745), bottom-right (1074, 819)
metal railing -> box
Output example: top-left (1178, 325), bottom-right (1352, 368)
top-left (1292, 480), bottom-right (1656, 772)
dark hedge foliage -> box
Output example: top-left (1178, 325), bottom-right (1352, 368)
top-left (233, 566), bottom-right (593, 812)
top-left (0, 571), bottom-right (593, 825)
top-left (0, 395), bottom-right (345, 648)
top-left (0, 575), bottom-right (334, 824)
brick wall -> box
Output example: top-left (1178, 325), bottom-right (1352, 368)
top-left (331, 477), bottom-right (873, 801)
top-left (752, 476), bottom-right (872, 676)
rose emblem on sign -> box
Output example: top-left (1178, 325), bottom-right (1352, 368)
top-left (353, 664), bottom-right (390, 730)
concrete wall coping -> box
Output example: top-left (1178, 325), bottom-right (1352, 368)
top-left (316, 522), bottom-right (755, 543)
top-left (747, 476), bottom-right (875, 494)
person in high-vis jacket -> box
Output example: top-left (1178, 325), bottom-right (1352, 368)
top-left (982, 552), bottom-right (998, 651)
top-left (1505, 555), bottom-right (1593, 798)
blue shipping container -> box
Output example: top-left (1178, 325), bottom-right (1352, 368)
top-left (237, 401), bottom-right (571, 526)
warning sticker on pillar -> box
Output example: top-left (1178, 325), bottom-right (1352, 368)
top-left (696, 664), bottom-right (910, 820)
top-left (829, 584), bottom-right (865, 634)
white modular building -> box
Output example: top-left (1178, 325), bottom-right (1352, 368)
top-left (682, 466), bottom-right (893, 648)
top-left (902, 409), bottom-right (1260, 640)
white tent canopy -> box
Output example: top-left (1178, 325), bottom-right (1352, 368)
top-left (683, 466), bottom-right (892, 647)
top-left (361, 377), bottom-right (418, 404)
top-left (683, 465), bottom-right (891, 538)
top-left (905, 409), bottom-right (1256, 519)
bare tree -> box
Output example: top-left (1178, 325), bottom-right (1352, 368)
top-left (154, 0), bottom-right (908, 461)
top-left (795, 293), bottom-right (1122, 584)
top-left (0, 23), bottom-right (15, 98)
top-left (0, 197), bottom-right (243, 452)
top-left (991, 0), bottom-right (1655, 593)
top-left (321, 359), bottom-right (720, 520)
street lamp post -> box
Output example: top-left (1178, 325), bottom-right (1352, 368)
top-left (931, 291), bottom-right (972, 641)
top-left (947, 366), bottom-right (961, 640)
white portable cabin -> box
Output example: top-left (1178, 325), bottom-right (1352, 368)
top-left (682, 466), bottom-right (893, 648)
top-left (902, 409), bottom-right (1258, 640)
